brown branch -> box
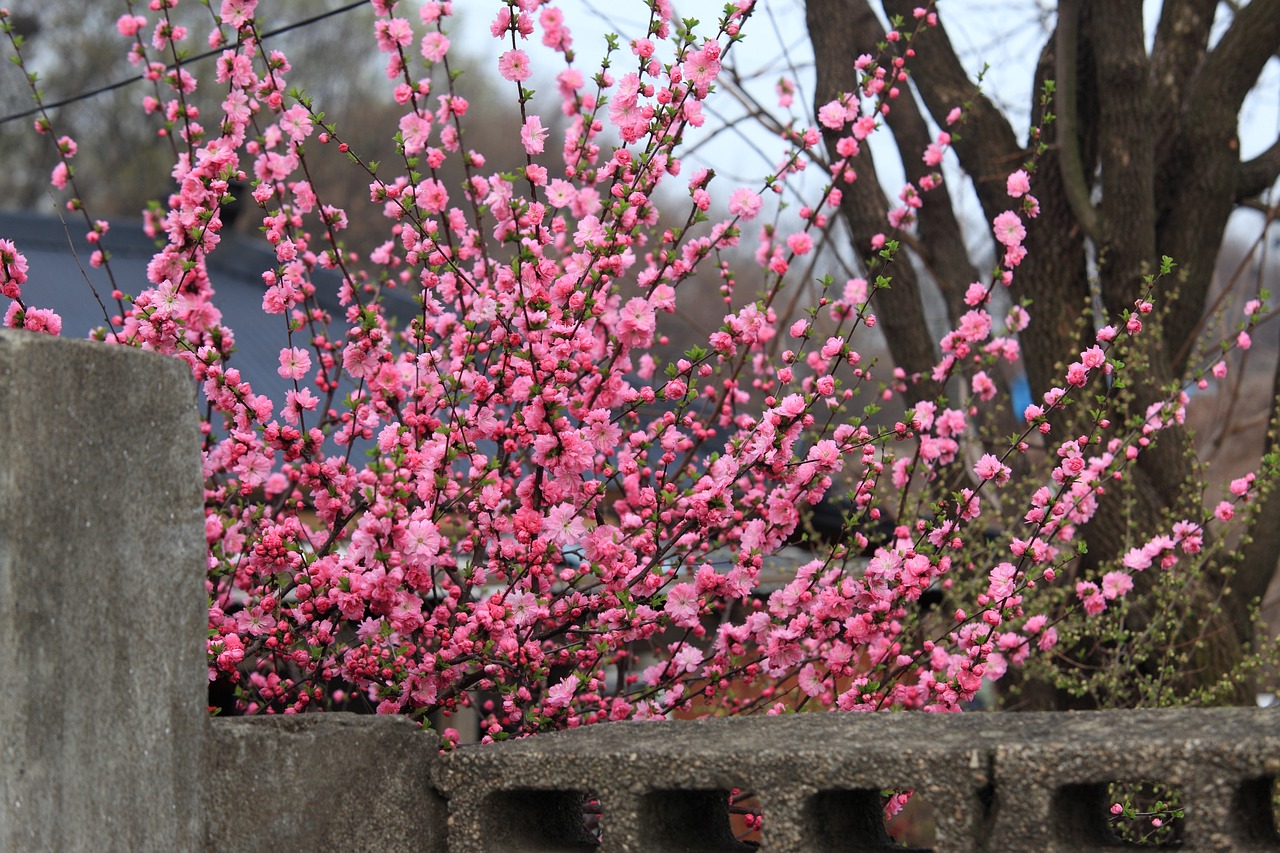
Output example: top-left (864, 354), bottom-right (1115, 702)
top-left (1054, 0), bottom-right (1101, 244)
top-left (880, 0), bottom-right (1023, 224)
top-left (1157, 0), bottom-right (1280, 376)
top-left (1237, 136), bottom-right (1280, 202)
top-left (1234, 332), bottom-right (1280, 629)
top-left (805, 0), bottom-right (941, 401)
top-left (1149, 0), bottom-right (1218, 147)
top-left (827, 0), bottom-right (979, 327)
top-left (1086, 0), bottom-right (1156, 313)
top-left (1196, 0), bottom-right (1280, 118)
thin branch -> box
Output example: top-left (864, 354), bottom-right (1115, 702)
top-left (1237, 136), bottom-right (1280, 202)
top-left (1194, 0), bottom-right (1280, 118)
top-left (1054, 0), bottom-right (1101, 243)
top-left (879, 0), bottom-right (1023, 223)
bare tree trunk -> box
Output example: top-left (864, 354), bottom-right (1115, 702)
top-left (804, 0), bottom-right (1280, 705)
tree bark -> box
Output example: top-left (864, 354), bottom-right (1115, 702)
top-left (806, 0), bottom-right (943, 403)
top-left (803, 0), bottom-right (1280, 706)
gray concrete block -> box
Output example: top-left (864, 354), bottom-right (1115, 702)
top-left (989, 707), bottom-right (1280, 852)
top-left (204, 714), bottom-right (446, 853)
top-left (437, 709), bottom-right (1280, 852)
top-left (0, 329), bottom-right (206, 851)
top-left (437, 713), bottom-right (998, 852)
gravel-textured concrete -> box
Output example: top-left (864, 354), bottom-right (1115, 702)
top-left (0, 329), bottom-right (205, 851)
top-left (435, 708), bottom-right (1280, 852)
top-left (204, 715), bottom-right (446, 853)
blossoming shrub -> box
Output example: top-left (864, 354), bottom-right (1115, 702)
top-left (0, 1), bottom-right (1271, 741)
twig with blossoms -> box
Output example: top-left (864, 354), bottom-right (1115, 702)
top-left (2, 0), bottom-right (1273, 742)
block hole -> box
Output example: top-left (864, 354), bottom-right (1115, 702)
top-left (639, 788), bottom-right (759, 851)
top-left (1056, 780), bottom-right (1184, 847)
top-left (1273, 777), bottom-right (1280, 841)
top-left (483, 788), bottom-right (601, 851)
top-left (729, 788), bottom-right (764, 846)
top-left (806, 789), bottom-right (933, 852)
top-left (1105, 781), bottom-right (1185, 847)
top-left (884, 789), bottom-right (937, 849)
top-left (1233, 776), bottom-right (1280, 844)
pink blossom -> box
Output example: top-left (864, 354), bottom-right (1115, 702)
top-left (987, 562), bottom-right (1017, 599)
top-left (1006, 305), bottom-right (1030, 332)
top-left (421, 32), bottom-right (450, 62)
top-left (681, 44), bottom-right (721, 92)
top-left (520, 115), bottom-right (549, 155)
top-left (1006, 169), bottom-right (1030, 198)
top-left (497, 49), bottom-right (531, 82)
top-left (0, 239), bottom-right (29, 296)
top-left (664, 583), bottom-right (700, 626)
top-left (974, 453), bottom-right (1011, 484)
top-left (993, 210), bottom-right (1026, 247)
top-left (729, 187), bottom-right (762, 220)
top-left (545, 676), bottom-right (577, 709)
top-left (117, 14), bottom-right (148, 36)
top-left (5, 303), bottom-right (61, 335)
top-left (971, 371), bottom-right (996, 401)
top-left (46, 2), bottom-right (1248, 728)
top-left (219, 0), bottom-right (256, 29)
top-left (1230, 473), bottom-right (1255, 497)
top-left (1100, 571), bottom-right (1133, 600)
top-left (277, 347), bottom-right (311, 381)
top-left (818, 100), bottom-right (846, 130)
top-left (671, 645), bottom-right (704, 675)
top-left (1076, 581), bottom-right (1107, 615)
top-left (786, 232), bottom-right (813, 255)
top-left (1122, 547), bottom-right (1152, 571)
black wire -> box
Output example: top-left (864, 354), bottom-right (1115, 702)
top-left (0, 1), bottom-right (369, 128)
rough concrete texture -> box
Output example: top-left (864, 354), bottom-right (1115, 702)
top-left (204, 715), bottom-right (446, 853)
top-left (436, 708), bottom-right (1280, 852)
top-left (990, 707), bottom-right (1280, 851)
top-left (0, 329), bottom-right (206, 851)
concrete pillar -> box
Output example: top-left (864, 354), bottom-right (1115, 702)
top-left (0, 329), bottom-right (205, 851)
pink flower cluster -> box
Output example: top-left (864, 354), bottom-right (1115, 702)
top-left (0, 2), bottom-right (1269, 734)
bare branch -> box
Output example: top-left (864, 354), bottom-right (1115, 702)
top-left (805, 0), bottom-right (942, 400)
top-left (1054, 0), bottom-right (1101, 243)
top-left (1086, 0), bottom-right (1157, 312)
top-left (880, 0), bottom-right (1023, 224)
top-left (1149, 0), bottom-right (1218, 137)
top-left (1237, 136), bottom-right (1280, 202)
top-left (1196, 0), bottom-right (1280, 117)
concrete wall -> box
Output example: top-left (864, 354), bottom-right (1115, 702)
top-left (2, 330), bottom-right (1278, 853)
top-left (204, 715), bottom-right (447, 852)
top-left (432, 706), bottom-right (1280, 852)
top-left (0, 328), bottom-right (205, 851)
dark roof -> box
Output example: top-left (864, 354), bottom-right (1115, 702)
top-left (0, 208), bottom-right (422, 417)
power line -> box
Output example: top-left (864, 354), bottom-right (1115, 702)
top-left (0, 1), bottom-right (369, 128)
